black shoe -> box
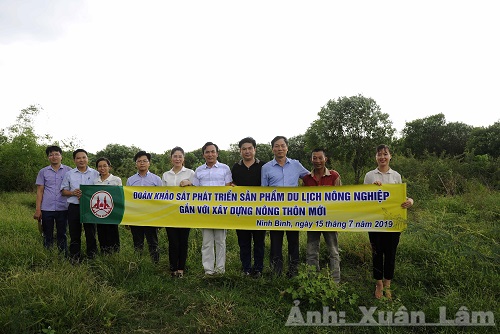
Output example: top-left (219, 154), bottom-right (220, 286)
top-left (252, 271), bottom-right (262, 279)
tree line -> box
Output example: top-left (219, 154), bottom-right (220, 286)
top-left (1, 95), bottom-right (498, 194)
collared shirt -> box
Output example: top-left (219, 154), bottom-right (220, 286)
top-left (303, 168), bottom-right (341, 186)
top-left (162, 167), bottom-right (195, 186)
top-left (61, 166), bottom-right (100, 205)
top-left (261, 157), bottom-right (309, 187)
top-left (126, 171), bottom-right (162, 186)
top-left (36, 164), bottom-right (72, 211)
top-left (363, 168), bottom-right (402, 185)
top-left (192, 161), bottom-right (232, 186)
top-left (94, 174), bottom-right (123, 186)
top-left (231, 159), bottom-right (264, 186)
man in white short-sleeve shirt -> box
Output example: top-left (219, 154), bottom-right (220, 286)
top-left (190, 142), bottom-right (232, 275)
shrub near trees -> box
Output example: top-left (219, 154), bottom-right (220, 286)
top-left (466, 121), bottom-right (500, 158)
top-left (400, 113), bottom-right (474, 157)
top-left (1, 100), bottom-right (499, 192)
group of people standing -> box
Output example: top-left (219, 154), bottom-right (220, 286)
top-left (34, 138), bottom-right (413, 299)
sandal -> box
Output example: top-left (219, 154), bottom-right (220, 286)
top-left (374, 285), bottom-right (383, 299)
top-left (384, 287), bottom-right (392, 300)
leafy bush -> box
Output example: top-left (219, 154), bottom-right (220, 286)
top-left (284, 265), bottom-right (358, 308)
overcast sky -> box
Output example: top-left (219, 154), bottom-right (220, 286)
top-left (1, 0), bottom-right (498, 154)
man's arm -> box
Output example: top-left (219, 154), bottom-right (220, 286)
top-left (33, 185), bottom-right (44, 221)
top-left (62, 188), bottom-right (81, 198)
top-left (61, 173), bottom-right (81, 198)
top-left (261, 165), bottom-right (269, 186)
top-left (298, 162), bottom-right (310, 179)
top-left (334, 177), bottom-right (342, 186)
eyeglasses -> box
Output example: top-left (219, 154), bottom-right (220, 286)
top-left (48, 153), bottom-right (61, 157)
top-left (136, 159), bottom-right (149, 164)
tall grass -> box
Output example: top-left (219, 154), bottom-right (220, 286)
top-left (0, 190), bottom-right (498, 333)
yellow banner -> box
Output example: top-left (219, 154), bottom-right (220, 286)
top-left (109, 183), bottom-right (407, 232)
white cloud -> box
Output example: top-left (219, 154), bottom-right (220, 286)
top-left (0, 0), bottom-right (88, 43)
top-left (1, 0), bottom-right (499, 154)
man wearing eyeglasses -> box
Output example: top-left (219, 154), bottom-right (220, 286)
top-left (34, 145), bottom-right (72, 254)
top-left (126, 151), bottom-right (162, 264)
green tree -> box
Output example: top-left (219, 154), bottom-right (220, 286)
top-left (184, 151), bottom-right (203, 170)
top-left (401, 114), bottom-right (446, 157)
top-left (225, 143), bottom-right (243, 167)
top-left (466, 121), bottom-right (500, 158)
top-left (0, 129), bottom-right (7, 146)
top-left (402, 114), bottom-right (473, 157)
top-left (442, 121), bottom-right (473, 156)
top-left (149, 152), bottom-right (164, 176)
top-left (191, 148), bottom-right (204, 167)
top-left (287, 135), bottom-right (310, 168)
top-left (0, 105), bottom-right (46, 191)
top-left (304, 95), bottom-right (395, 184)
top-left (256, 143), bottom-right (273, 163)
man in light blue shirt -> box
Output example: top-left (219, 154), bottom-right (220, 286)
top-left (190, 142), bottom-right (232, 275)
top-left (261, 136), bottom-right (309, 277)
top-left (34, 145), bottom-right (72, 253)
top-left (126, 151), bottom-right (162, 264)
top-left (61, 149), bottom-right (100, 261)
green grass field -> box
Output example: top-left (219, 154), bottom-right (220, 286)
top-left (0, 190), bottom-right (498, 334)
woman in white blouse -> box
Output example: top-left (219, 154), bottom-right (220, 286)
top-left (94, 157), bottom-right (123, 254)
top-left (364, 145), bottom-right (414, 300)
top-left (162, 147), bottom-right (195, 278)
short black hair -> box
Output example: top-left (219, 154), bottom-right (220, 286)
top-left (238, 137), bottom-right (256, 149)
top-left (170, 146), bottom-right (185, 157)
top-left (312, 148), bottom-right (327, 156)
top-left (271, 136), bottom-right (288, 147)
top-left (202, 142), bottom-right (219, 153)
top-left (46, 145), bottom-right (62, 156)
top-left (73, 149), bottom-right (88, 159)
top-left (376, 144), bottom-right (391, 153)
top-left (95, 157), bottom-right (112, 168)
top-left (134, 150), bottom-right (151, 162)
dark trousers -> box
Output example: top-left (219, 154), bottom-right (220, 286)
top-left (68, 203), bottom-right (97, 260)
top-left (130, 225), bottom-right (159, 263)
top-left (97, 224), bottom-right (120, 254)
top-left (41, 210), bottom-right (68, 254)
top-left (237, 229), bottom-right (266, 273)
top-left (368, 231), bottom-right (401, 280)
top-left (166, 227), bottom-right (190, 272)
top-left (270, 230), bottom-right (299, 276)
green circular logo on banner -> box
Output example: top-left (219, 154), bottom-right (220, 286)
top-left (91, 190), bottom-right (114, 218)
